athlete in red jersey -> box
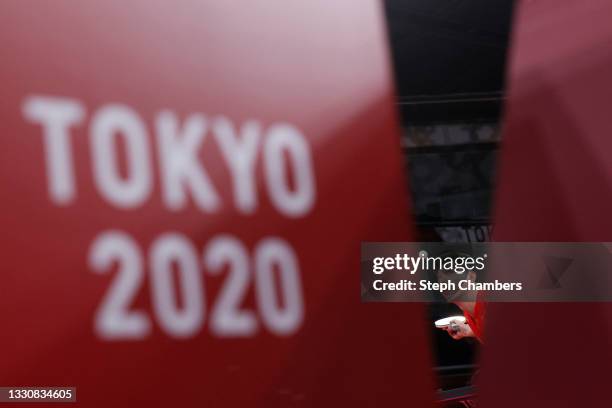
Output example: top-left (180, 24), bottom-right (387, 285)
top-left (449, 299), bottom-right (485, 343)
top-left (435, 255), bottom-right (486, 343)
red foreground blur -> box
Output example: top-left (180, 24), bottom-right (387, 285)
top-left (482, 0), bottom-right (612, 406)
top-left (0, 1), bottom-right (434, 406)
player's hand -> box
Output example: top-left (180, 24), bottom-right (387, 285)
top-left (444, 320), bottom-right (474, 340)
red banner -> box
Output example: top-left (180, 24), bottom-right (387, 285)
top-left (482, 0), bottom-right (612, 406)
top-left (0, 1), bottom-right (434, 406)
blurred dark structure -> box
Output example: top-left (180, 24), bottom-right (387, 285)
top-left (383, 0), bottom-right (516, 384)
top-left (384, 0), bottom-right (514, 125)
